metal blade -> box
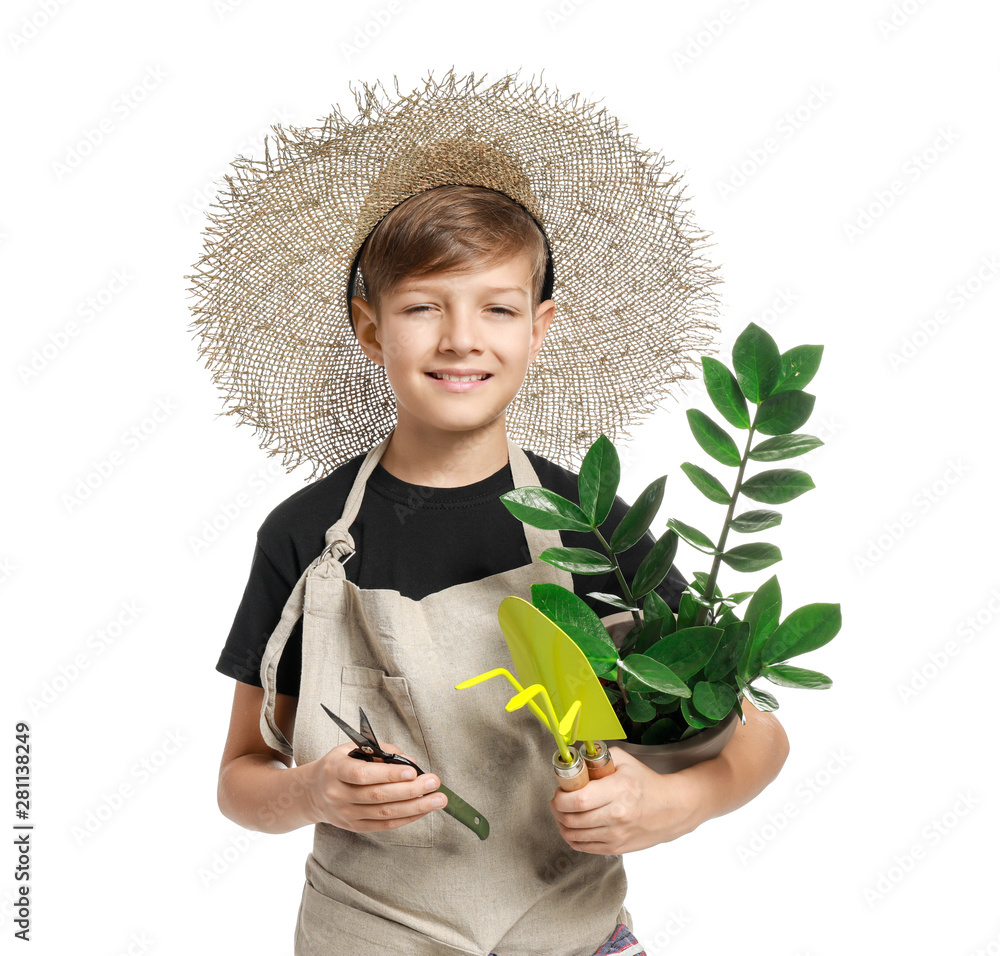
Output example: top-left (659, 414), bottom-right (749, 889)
top-left (357, 707), bottom-right (382, 751)
top-left (319, 703), bottom-right (368, 749)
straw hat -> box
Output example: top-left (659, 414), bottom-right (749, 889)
top-left (185, 67), bottom-right (721, 478)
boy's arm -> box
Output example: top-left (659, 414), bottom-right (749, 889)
top-left (217, 681), bottom-right (320, 834)
top-left (652, 700), bottom-right (789, 842)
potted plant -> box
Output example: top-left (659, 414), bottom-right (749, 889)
top-left (497, 322), bottom-right (842, 773)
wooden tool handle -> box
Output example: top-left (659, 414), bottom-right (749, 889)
top-left (552, 747), bottom-right (589, 791)
top-left (582, 741), bottom-right (616, 780)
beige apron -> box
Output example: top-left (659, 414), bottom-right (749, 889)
top-left (259, 430), bottom-right (631, 956)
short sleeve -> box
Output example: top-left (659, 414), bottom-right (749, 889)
top-left (215, 542), bottom-right (303, 696)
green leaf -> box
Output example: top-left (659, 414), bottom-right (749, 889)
top-left (692, 680), bottom-right (737, 720)
top-left (531, 583), bottom-right (617, 656)
top-left (586, 591), bottom-right (639, 612)
top-left (762, 603), bottom-right (842, 665)
top-left (560, 623), bottom-right (619, 678)
top-left (500, 488), bottom-right (593, 532)
top-left (729, 509), bottom-right (782, 533)
top-left (762, 663), bottom-right (832, 689)
top-left (633, 616), bottom-right (665, 654)
top-left (704, 621), bottom-right (749, 682)
top-left (755, 391), bottom-right (816, 437)
top-left (640, 717), bottom-right (683, 745)
top-left (626, 696), bottom-right (656, 723)
top-left (740, 469), bottom-right (815, 505)
top-left (631, 529), bottom-right (679, 599)
top-left (677, 591), bottom-right (699, 629)
top-left (686, 409), bottom-right (742, 467)
top-left (643, 588), bottom-right (673, 624)
top-left (620, 653), bottom-right (690, 696)
top-left (537, 546), bottom-right (616, 575)
top-left (749, 433), bottom-right (824, 462)
top-left (680, 462), bottom-right (731, 505)
top-left (721, 591), bottom-right (755, 607)
top-left (702, 356), bottom-right (751, 429)
top-left (732, 322), bottom-right (781, 404)
top-left (645, 626), bottom-right (723, 680)
top-left (772, 344), bottom-right (824, 395)
top-left (739, 575), bottom-right (781, 680)
top-left (578, 434), bottom-right (620, 527)
top-left (720, 543), bottom-right (782, 573)
top-left (609, 475), bottom-right (667, 553)
top-left (680, 696), bottom-right (719, 729)
top-left (739, 679), bottom-right (780, 712)
top-left (691, 572), bottom-right (721, 601)
top-left (667, 517), bottom-right (717, 553)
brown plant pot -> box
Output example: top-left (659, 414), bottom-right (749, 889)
top-left (603, 613), bottom-right (739, 774)
top-left (614, 711), bottom-right (738, 773)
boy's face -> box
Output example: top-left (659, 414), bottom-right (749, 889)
top-left (351, 252), bottom-right (554, 442)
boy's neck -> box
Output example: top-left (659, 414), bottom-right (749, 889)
top-left (378, 421), bottom-right (511, 488)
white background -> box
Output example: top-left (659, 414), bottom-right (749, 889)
top-left (3, 1), bottom-right (998, 953)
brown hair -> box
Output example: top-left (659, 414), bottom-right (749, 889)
top-left (353, 184), bottom-right (551, 321)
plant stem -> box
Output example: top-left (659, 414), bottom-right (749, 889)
top-left (591, 526), bottom-right (638, 706)
top-left (592, 527), bottom-right (643, 632)
top-left (695, 413), bottom-right (758, 626)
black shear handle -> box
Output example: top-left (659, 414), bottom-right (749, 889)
top-left (348, 747), bottom-right (425, 776)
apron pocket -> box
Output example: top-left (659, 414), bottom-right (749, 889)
top-left (338, 664), bottom-right (436, 848)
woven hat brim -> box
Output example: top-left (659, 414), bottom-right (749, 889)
top-left (186, 67), bottom-right (721, 478)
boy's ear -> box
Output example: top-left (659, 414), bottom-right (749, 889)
top-left (528, 299), bottom-right (556, 364)
top-left (351, 296), bottom-right (384, 367)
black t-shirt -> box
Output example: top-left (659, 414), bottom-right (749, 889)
top-left (217, 447), bottom-right (688, 696)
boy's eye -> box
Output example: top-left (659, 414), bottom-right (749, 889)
top-left (402, 305), bottom-right (516, 316)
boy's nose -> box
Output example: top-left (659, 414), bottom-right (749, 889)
top-left (437, 309), bottom-right (482, 353)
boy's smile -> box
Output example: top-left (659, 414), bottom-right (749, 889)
top-left (351, 253), bottom-right (554, 482)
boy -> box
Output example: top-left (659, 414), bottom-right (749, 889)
top-left (194, 72), bottom-right (788, 956)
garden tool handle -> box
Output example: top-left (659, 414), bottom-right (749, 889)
top-left (434, 783), bottom-right (490, 841)
top-left (552, 746), bottom-right (589, 791)
top-left (581, 740), bottom-right (617, 780)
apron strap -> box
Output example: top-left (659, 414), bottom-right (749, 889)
top-left (323, 429), bottom-right (395, 558)
top-left (258, 560), bottom-right (315, 756)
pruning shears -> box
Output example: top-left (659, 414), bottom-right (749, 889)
top-left (320, 703), bottom-right (490, 840)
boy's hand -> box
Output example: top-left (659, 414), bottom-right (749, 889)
top-left (549, 747), bottom-right (702, 854)
top-left (305, 741), bottom-right (448, 833)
